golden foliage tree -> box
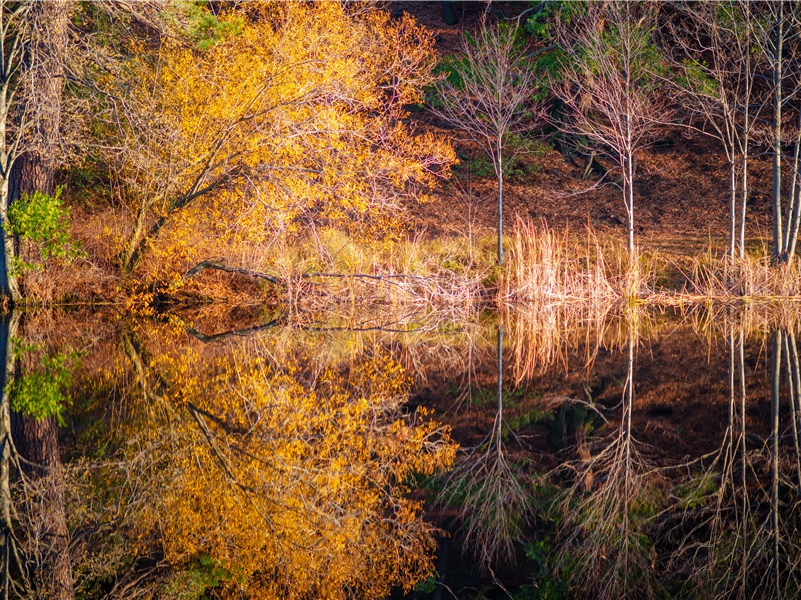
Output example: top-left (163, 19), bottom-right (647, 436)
top-left (115, 335), bottom-right (455, 599)
top-left (95, 2), bottom-right (454, 277)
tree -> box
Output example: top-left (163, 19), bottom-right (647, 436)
top-left (431, 19), bottom-right (538, 265)
top-left (0, 2), bottom-right (71, 303)
top-left (758, 2), bottom-right (801, 264)
top-left (552, 1), bottom-right (672, 254)
top-left (661, 1), bottom-right (765, 260)
top-left (89, 3), bottom-right (453, 277)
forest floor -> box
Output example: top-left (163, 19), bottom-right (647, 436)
top-left (395, 1), bottom-right (775, 262)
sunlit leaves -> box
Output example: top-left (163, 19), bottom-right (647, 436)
top-left (104, 2), bottom-right (454, 277)
top-left (124, 345), bottom-right (455, 599)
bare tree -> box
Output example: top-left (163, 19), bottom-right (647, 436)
top-left (661, 1), bottom-right (765, 260)
top-left (431, 19), bottom-right (538, 265)
top-left (758, 2), bottom-right (801, 264)
top-left (552, 1), bottom-right (672, 254)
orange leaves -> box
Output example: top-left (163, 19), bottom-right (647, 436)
top-left (109, 2), bottom-right (455, 279)
top-left (128, 346), bottom-right (455, 598)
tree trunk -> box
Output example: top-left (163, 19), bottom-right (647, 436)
top-left (729, 159), bottom-right (736, 259)
top-left (0, 191), bottom-right (20, 304)
top-left (497, 144), bottom-right (503, 265)
top-left (772, 4), bottom-right (784, 262)
top-left (739, 3), bottom-right (753, 261)
top-left (785, 110), bottom-right (801, 261)
top-left (626, 149), bottom-right (635, 254)
top-left (739, 150), bottom-right (748, 260)
top-left (6, 2), bottom-right (74, 597)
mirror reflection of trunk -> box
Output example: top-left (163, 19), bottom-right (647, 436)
top-left (1, 310), bottom-right (73, 600)
top-left (0, 312), bottom-right (15, 599)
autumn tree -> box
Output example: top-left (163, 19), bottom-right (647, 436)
top-left (90, 3), bottom-right (453, 278)
top-left (110, 332), bottom-right (456, 599)
top-left (432, 19), bottom-right (538, 265)
top-left (553, 1), bottom-right (671, 254)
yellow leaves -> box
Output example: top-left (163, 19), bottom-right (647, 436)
top-left (109, 2), bottom-right (454, 278)
top-left (127, 345), bottom-right (455, 599)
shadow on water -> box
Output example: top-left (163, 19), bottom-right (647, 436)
top-left (9, 304), bottom-right (801, 598)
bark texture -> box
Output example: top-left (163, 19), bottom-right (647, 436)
top-left (7, 2), bottom-right (73, 598)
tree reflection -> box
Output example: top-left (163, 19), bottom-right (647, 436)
top-left (663, 320), bottom-right (801, 599)
top-left (110, 327), bottom-right (455, 599)
top-left (0, 310), bottom-right (75, 600)
top-left (438, 324), bottom-right (531, 570)
top-left (549, 308), bottom-right (661, 599)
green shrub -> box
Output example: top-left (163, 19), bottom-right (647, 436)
top-left (7, 187), bottom-right (81, 273)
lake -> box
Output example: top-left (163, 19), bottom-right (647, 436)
top-left (4, 302), bottom-right (801, 599)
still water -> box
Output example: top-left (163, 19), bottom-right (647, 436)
top-left (3, 304), bottom-right (801, 599)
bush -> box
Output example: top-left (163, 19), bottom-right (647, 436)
top-left (7, 187), bottom-right (81, 272)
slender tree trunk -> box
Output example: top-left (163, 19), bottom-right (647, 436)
top-left (772, 4), bottom-right (784, 262)
top-left (0, 185), bottom-right (19, 304)
top-left (0, 2), bottom-right (27, 306)
top-left (122, 200), bottom-right (148, 271)
top-left (626, 149), bottom-right (635, 254)
top-left (497, 143), bottom-right (503, 265)
top-left (739, 150), bottom-right (749, 259)
top-left (785, 111), bottom-right (801, 261)
top-left (729, 159), bottom-right (737, 259)
top-left (739, 1), bottom-right (753, 260)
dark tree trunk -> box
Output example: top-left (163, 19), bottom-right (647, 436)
top-left (7, 2), bottom-right (74, 598)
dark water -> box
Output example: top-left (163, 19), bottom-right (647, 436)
top-left (3, 304), bottom-right (801, 599)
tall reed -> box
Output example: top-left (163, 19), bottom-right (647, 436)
top-left (504, 218), bottom-right (649, 304)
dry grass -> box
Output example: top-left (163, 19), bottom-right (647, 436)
top-left (505, 218), bottom-right (646, 304)
top-left (22, 202), bottom-right (801, 309)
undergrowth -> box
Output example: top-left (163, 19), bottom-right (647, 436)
top-left (21, 216), bottom-right (801, 307)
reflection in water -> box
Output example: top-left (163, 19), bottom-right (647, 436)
top-left (674, 325), bottom-right (801, 599)
top-left (438, 324), bottom-right (531, 569)
top-left (114, 329), bottom-right (455, 599)
top-left (539, 312), bottom-right (801, 599)
top-left (549, 311), bottom-right (659, 599)
top-left (13, 305), bottom-right (801, 597)
top-left (0, 311), bottom-right (74, 600)
top-left (0, 315), bottom-right (458, 600)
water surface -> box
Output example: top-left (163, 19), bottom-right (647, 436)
top-left (4, 304), bottom-right (801, 599)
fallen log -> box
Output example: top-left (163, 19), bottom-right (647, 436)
top-left (184, 260), bottom-right (432, 286)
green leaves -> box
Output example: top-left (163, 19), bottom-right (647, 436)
top-left (10, 343), bottom-right (83, 426)
top-left (181, 1), bottom-right (243, 50)
top-left (8, 187), bottom-right (81, 273)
